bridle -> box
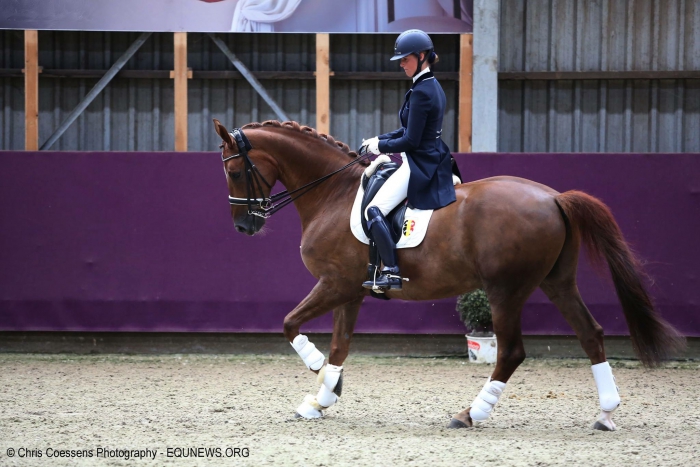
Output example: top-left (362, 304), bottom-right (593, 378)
top-left (222, 127), bottom-right (373, 219)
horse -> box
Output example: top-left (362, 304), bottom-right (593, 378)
top-left (213, 118), bottom-right (685, 430)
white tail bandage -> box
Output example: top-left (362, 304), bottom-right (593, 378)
top-left (469, 379), bottom-right (506, 422)
top-left (591, 361), bottom-right (620, 411)
top-left (315, 364), bottom-right (342, 408)
top-left (291, 334), bottom-right (325, 371)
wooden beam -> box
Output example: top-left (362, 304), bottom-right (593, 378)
top-left (24, 30), bottom-right (39, 151)
top-left (6, 67), bottom-right (700, 82)
top-left (2, 68), bottom-right (463, 81)
top-left (40, 32), bottom-right (151, 151)
top-left (497, 70), bottom-right (700, 80)
top-left (173, 32), bottom-right (189, 152)
top-left (208, 34), bottom-right (288, 122)
top-left (332, 71), bottom-right (459, 81)
top-left (315, 33), bottom-right (330, 134)
top-left (458, 34), bottom-right (473, 153)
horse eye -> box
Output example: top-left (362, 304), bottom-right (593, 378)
top-left (228, 171), bottom-right (241, 180)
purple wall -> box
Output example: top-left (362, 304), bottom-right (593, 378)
top-left (1, 151), bottom-right (698, 336)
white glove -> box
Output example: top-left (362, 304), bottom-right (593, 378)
top-left (360, 136), bottom-right (380, 155)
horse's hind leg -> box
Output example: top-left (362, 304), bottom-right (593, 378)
top-left (449, 293), bottom-right (528, 428)
top-left (541, 273), bottom-right (621, 431)
top-left (294, 296), bottom-right (363, 419)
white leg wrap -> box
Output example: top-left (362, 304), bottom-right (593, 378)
top-left (291, 334), bottom-right (325, 371)
top-left (469, 378), bottom-right (506, 422)
top-left (295, 364), bottom-right (343, 419)
top-left (591, 361), bottom-right (620, 412)
top-left (316, 384), bottom-right (338, 408)
top-left (315, 364), bottom-right (342, 408)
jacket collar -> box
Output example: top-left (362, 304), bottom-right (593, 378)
top-left (412, 66), bottom-right (431, 83)
top-left (411, 69), bottom-right (434, 88)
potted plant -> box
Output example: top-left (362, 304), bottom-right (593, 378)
top-left (456, 289), bottom-right (497, 363)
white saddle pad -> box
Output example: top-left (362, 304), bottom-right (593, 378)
top-left (350, 177), bottom-right (433, 249)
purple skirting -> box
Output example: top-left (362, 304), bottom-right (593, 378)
top-left (1, 151), bottom-right (698, 335)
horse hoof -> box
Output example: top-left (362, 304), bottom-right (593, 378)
top-left (592, 420), bottom-right (615, 431)
top-left (294, 410), bottom-right (323, 419)
top-left (295, 398), bottom-right (324, 419)
top-left (447, 418), bottom-right (471, 429)
top-left (294, 409), bottom-right (323, 419)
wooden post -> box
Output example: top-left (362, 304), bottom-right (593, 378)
top-left (173, 32), bottom-right (189, 152)
top-left (458, 34), bottom-right (473, 153)
top-left (24, 30), bottom-right (39, 151)
top-left (315, 33), bottom-right (330, 134)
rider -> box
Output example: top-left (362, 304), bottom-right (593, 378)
top-left (360, 29), bottom-right (457, 291)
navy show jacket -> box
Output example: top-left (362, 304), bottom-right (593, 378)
top-left (377, 70), bottom-right (457, 210)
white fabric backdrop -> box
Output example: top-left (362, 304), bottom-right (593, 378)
top-left (231, 0), bottom-right (302, 32)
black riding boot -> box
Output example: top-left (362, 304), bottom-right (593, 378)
top-left (362, 207), bottom-right (403, 291)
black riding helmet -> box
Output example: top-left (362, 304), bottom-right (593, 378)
top-left (390, 29), bottom-right (435, 77)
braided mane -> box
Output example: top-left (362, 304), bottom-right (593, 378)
top-left (241, 120), bottom-right (369, 166)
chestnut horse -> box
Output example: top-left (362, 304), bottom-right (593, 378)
top-left (213, 119), bottom-right (684, 430)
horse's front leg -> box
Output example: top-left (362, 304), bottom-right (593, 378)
top-left (283, 280), bottom-right (363, 418)
top-left (295, 296), bottom-right (363, 419)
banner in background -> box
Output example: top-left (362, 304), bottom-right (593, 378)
top-left (0, 0), bottom-right (473, 33)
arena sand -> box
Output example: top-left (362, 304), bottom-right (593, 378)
top-left (1, 354), bottom-right (698, 466)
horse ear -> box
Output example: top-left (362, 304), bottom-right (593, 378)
top-left (213, 118), bottom-right (234, 148)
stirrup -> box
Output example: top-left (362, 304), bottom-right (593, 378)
top-left (362, 269), bottom-right (404, 291)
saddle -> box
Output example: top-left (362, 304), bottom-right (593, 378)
top-left (360, 162), bottom-right (409, 244)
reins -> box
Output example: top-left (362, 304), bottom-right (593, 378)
top-left (223, 127), bottom-right (372, 218)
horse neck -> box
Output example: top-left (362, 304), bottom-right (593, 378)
top-left (256, 129), bottom-right (362, 226)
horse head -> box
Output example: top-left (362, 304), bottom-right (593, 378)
top-left (213, 118), bottom-right (276, 236)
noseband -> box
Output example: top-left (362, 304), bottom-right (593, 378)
top-left (222, 127), bottom-right (372, 219)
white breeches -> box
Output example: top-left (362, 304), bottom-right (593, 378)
top-left (364, 153), bottom-right (410, 220)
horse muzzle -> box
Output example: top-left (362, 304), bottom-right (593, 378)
top-left (233, 214), bottom-right (265, 236)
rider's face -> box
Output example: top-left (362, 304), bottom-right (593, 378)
top-left (400, 53), bottom-right (425, 77)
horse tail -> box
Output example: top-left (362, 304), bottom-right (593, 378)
top-left (555, 190), bottom-right (685, 367)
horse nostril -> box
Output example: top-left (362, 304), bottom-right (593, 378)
top-left (235, 225), bottom-right (246, 233)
